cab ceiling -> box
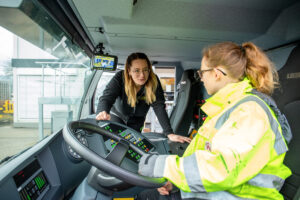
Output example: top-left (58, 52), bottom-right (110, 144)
top-left (70, 0), bottom-right (299, 65)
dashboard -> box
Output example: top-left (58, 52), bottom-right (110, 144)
top-left (13, 160), bottom-right (50, 200)
top-left (100, 121), bottom-right (155, 163)
top-left (0, 130), bottom-right (91, 200)
top-left (64, 120), bottom-right (157, 164)
top-left (0, 119), bottom-right (169, 200)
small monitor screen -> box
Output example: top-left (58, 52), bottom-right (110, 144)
top-left (13, 160), bottom-right (50, 200)
top-left (92, 54), bottom-right (118, 71)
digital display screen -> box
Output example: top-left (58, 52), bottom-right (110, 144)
top-left (13, 160), bottom-right (49, 200)
top-left (92, 54), bottom-right (118, 71)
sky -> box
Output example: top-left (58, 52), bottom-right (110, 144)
top-left (0, 26), bottom-right (13, 59)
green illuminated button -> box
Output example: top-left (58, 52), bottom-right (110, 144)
top-left (40, 177), bottom-right (45, 186)
top-left (138, 141), bottom-right (143, 147)
top-left (39, 177), bottom-right (44, 188)
top-left (128, 149), bottom-right (133, 153)
top-left (35, 177), bottom-right (40, 189)
top-left (131, 152), bottom-right (136, 157)
top-left (38, 177), bottom-right (42, 188)
top-left (121, 132), bottom-right (127, 137)
top-left (35, 176), bottom-right (45, 189)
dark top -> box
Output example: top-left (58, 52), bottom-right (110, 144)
top-left (96, 70), bottom-right (174, 135)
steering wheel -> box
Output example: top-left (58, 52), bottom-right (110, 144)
top-left (62, 119), bottom-right (166, 188)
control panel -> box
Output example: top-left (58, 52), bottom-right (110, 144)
top-left (13, 160), bottom-right (50, 200)
top-left (99, 122), bottom-right (155, 163)
top-left (64, 129), bottom-right (88, 161)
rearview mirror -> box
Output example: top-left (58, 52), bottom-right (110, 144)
top-left (91, 54), bottom-right (118, 71)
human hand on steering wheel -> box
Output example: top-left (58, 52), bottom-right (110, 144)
top-left (167, 133), bottom-right (191, 143)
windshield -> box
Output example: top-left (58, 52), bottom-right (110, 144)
top-left (0, 5), bottom-right (92, 161)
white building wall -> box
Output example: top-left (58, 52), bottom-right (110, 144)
top-left (11, 35), bottom-right (85, 126)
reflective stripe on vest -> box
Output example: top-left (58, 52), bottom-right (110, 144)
top-left (153, 155), bottom-right (168, 177)
top-left (215, 95), bottom-right (288, 155)
top-left (183, 154), bottom-right (206, 192)
top-left (248, 173), bottom-right (285, 191)
top-left (180, 189), bottom-right (255, 200)
top-left (181, 154), bottom-right (284, 198)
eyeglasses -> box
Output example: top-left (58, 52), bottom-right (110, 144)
top-left (197, 68), bottom-right (227, 78)
top-left (131, 68), bottom-right (150, 75)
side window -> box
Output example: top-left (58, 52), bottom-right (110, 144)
top-left (0, 24), bottom-right (90, 160)
top-left (93, 72), bottom-right (115, 113)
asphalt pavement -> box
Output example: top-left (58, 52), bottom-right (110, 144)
top-left (0, 125), bottom-right (51, 161)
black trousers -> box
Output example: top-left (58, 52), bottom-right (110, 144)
top-left (136, 189), bottom-right (182, 200)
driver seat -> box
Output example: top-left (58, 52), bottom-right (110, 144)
top-left (272, 44), bottom-right (300, 200)
top-left (169, 70), bottom-right (201, 136)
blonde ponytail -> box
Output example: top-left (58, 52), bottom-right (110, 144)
top-left (203, 41), bottom-right (279, 95)
top-left (242, 42), bottom-right (279, 95)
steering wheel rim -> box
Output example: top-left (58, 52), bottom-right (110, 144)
top-left (62, 120), bottom-right (166, 188)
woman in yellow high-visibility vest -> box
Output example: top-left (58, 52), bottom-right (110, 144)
top-left (138, 42), bottom-right (292, 200)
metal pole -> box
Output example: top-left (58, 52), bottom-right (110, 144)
top-left (54, 68), bottom-right (56, 96)
top-left (38, 102), bottom-right (44, 140)
top-left (42, 64), bottom-right (44, 96)
top-left (59, 63), bottom-right (62, 97)
top-left (39, 28), bottom-right (44, 49)
top-left (39, 64), bottom-right (45, 140)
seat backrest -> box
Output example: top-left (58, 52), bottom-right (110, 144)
top-left (272, 44), bottom-right (300, 200)
top-left (280, 101), bottom-right (300, 200)
top-left (170, 70), bottom-right (200, 136)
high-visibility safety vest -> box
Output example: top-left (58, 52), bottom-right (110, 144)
top-left (138, 78), bottom-right (292, 200)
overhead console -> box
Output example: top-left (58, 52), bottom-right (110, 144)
top-left (13, 159), bottom-right (50, 200)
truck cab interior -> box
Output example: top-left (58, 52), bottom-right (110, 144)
top-left (0, 0), bottom-right (299, 199)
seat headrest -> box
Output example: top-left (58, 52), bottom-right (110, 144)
top-left (272, 44), bottom-right (300, 111)
top-left (177, 69), bottom-right (197, 91)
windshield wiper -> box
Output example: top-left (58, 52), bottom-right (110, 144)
top-left (0, 147), bottom-right (31, 165)
top-left (0, 156), bottom-right (13, 165)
